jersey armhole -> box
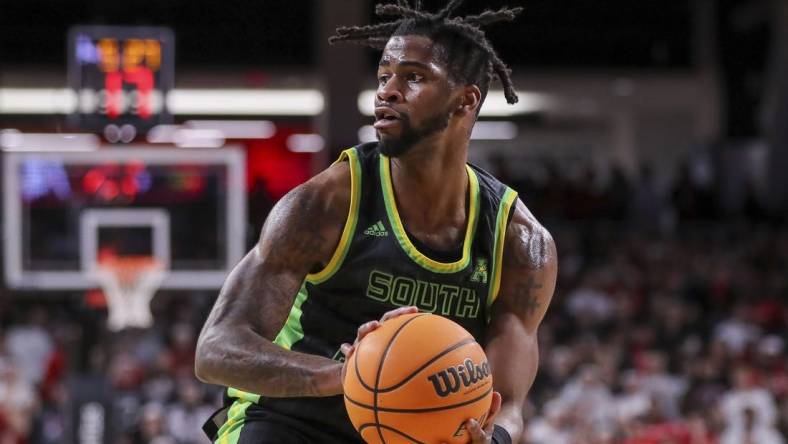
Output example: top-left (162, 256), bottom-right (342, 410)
top-left (485, 188), bottom-right (518, 320)
top-left (305, 148), bottom-right (362, 284)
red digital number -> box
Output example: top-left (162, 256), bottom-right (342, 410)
top-left (104, 71), bottom-right (123, 118)
top-left (102, 66), bottom-right (154, 118)
top-left (123, 66), bottom-right (154, 118)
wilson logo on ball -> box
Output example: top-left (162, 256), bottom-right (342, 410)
top-left (427, 358), bottom-right (491, 397)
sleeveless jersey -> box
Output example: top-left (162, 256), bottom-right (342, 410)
top-left (219, 142), bottom-right (518, 441)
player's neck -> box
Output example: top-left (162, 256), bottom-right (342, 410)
top-left (389, 137), bottom-right (469, 229)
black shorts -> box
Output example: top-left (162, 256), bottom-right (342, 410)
top-left (206, 401), bottom-right (360, 444)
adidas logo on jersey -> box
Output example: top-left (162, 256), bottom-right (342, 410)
top-left (364, 220), bottom-right (388, 237)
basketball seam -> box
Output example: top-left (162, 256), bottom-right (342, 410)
top-left (354, 337), bottom-right (377, 392)
top-left (345, 385), bottom-right (493, 413)
top-left (377, 337), bottom-right (477, 393)
top-left (373, 314), bottom-right (428, 444)
top-left (358, 423), bottom-right (427, 444)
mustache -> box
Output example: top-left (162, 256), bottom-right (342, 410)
top-left (374, 104), bottom-right (410, 122)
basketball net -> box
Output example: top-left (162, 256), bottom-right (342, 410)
top-left (93, 255), bottom-right (165, 331)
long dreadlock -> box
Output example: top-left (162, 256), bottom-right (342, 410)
top-left (329, 0), bottom-right (523, 104)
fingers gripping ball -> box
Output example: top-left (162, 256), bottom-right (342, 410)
top-left (343, 313), bottom-right (493, 443)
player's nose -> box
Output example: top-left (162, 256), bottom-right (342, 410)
top-left (376, 79), bottom-right (404, 104)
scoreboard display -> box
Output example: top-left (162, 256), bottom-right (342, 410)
top-left (68, 26), bottom-right (174, 137)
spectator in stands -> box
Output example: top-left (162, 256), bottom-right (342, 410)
top-left (525, 400), bottom-right (572, 444)
top-left (636, 350), bottom-right (687, 420)
top-left (715, 302), bottom-right (762, 356)
top-left (719, 366), bottom-right (784, 444)
top-left (138, 402), bottom-right (175, 444)
top-left (0, 358), bottom-right (37, 444)
top-left (555, 364), bottom-right (617, 436)
top-left (615, 370), bottom-right (651, 425)
top-left (165, 378), bottom-right (214, 444)
top-left (4, 308), bottom-right (52, 387)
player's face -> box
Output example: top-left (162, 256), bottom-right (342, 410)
top-left (374, 35), bottom-right (456, 157)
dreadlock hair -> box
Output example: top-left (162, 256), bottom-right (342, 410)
top-left (328, 0), bottom-right (523, 106)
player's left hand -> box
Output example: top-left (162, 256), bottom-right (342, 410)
top-left (442, 391), bottom-right (502, 444)
top-left (339, 306), bottom-right (419, 384)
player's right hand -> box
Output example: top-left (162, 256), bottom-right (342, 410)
top-left (339, 306), bottom-right (419, 384)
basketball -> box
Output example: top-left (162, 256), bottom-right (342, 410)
top-left (343, 313), bottom-right (493, 444)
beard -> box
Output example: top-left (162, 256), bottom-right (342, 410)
top-left (377, 105), bottom-right (453, 157)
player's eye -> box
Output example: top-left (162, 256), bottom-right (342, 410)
top-left (407, 73), bottom-right (424, 82)
top-left (378, 74), bottom-right (390, 85)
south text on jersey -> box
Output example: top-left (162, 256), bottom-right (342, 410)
top-left (365, 270), bottom-right (481, 319)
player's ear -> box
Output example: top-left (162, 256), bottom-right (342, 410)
top-left (456, 84), bottom-right (481, 116)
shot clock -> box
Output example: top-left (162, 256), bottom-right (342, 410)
top-left (68, 26), bottom-right (174, 139)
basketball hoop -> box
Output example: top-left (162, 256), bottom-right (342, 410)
top-left (92, 255), bottom-right (165, 331)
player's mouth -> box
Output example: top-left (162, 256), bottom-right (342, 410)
top-left (374, 107), bottom-right (402, 130)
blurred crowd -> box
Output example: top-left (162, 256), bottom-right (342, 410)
top-left (0, 297), bottom-right (218, 444)
top-left (526, 220), bottom-right (787, 443)
top-left (0, 152), bottom-right (786, 444)
top-left (508, 157), bottom-right (788, 443)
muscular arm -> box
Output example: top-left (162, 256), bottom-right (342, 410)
top-left (486, 199), bottom-right (557, 442)
top-left (195, 162), bottom-right (351, 398)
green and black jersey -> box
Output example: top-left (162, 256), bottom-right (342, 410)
top-left (216, 142), bottom-right (518, 442)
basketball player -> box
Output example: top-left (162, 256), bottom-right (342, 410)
top-left (195, 1), bottom-right (556, 443)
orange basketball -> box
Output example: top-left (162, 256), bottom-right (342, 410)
top-left (343, 313), bottom-right (493, 444)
